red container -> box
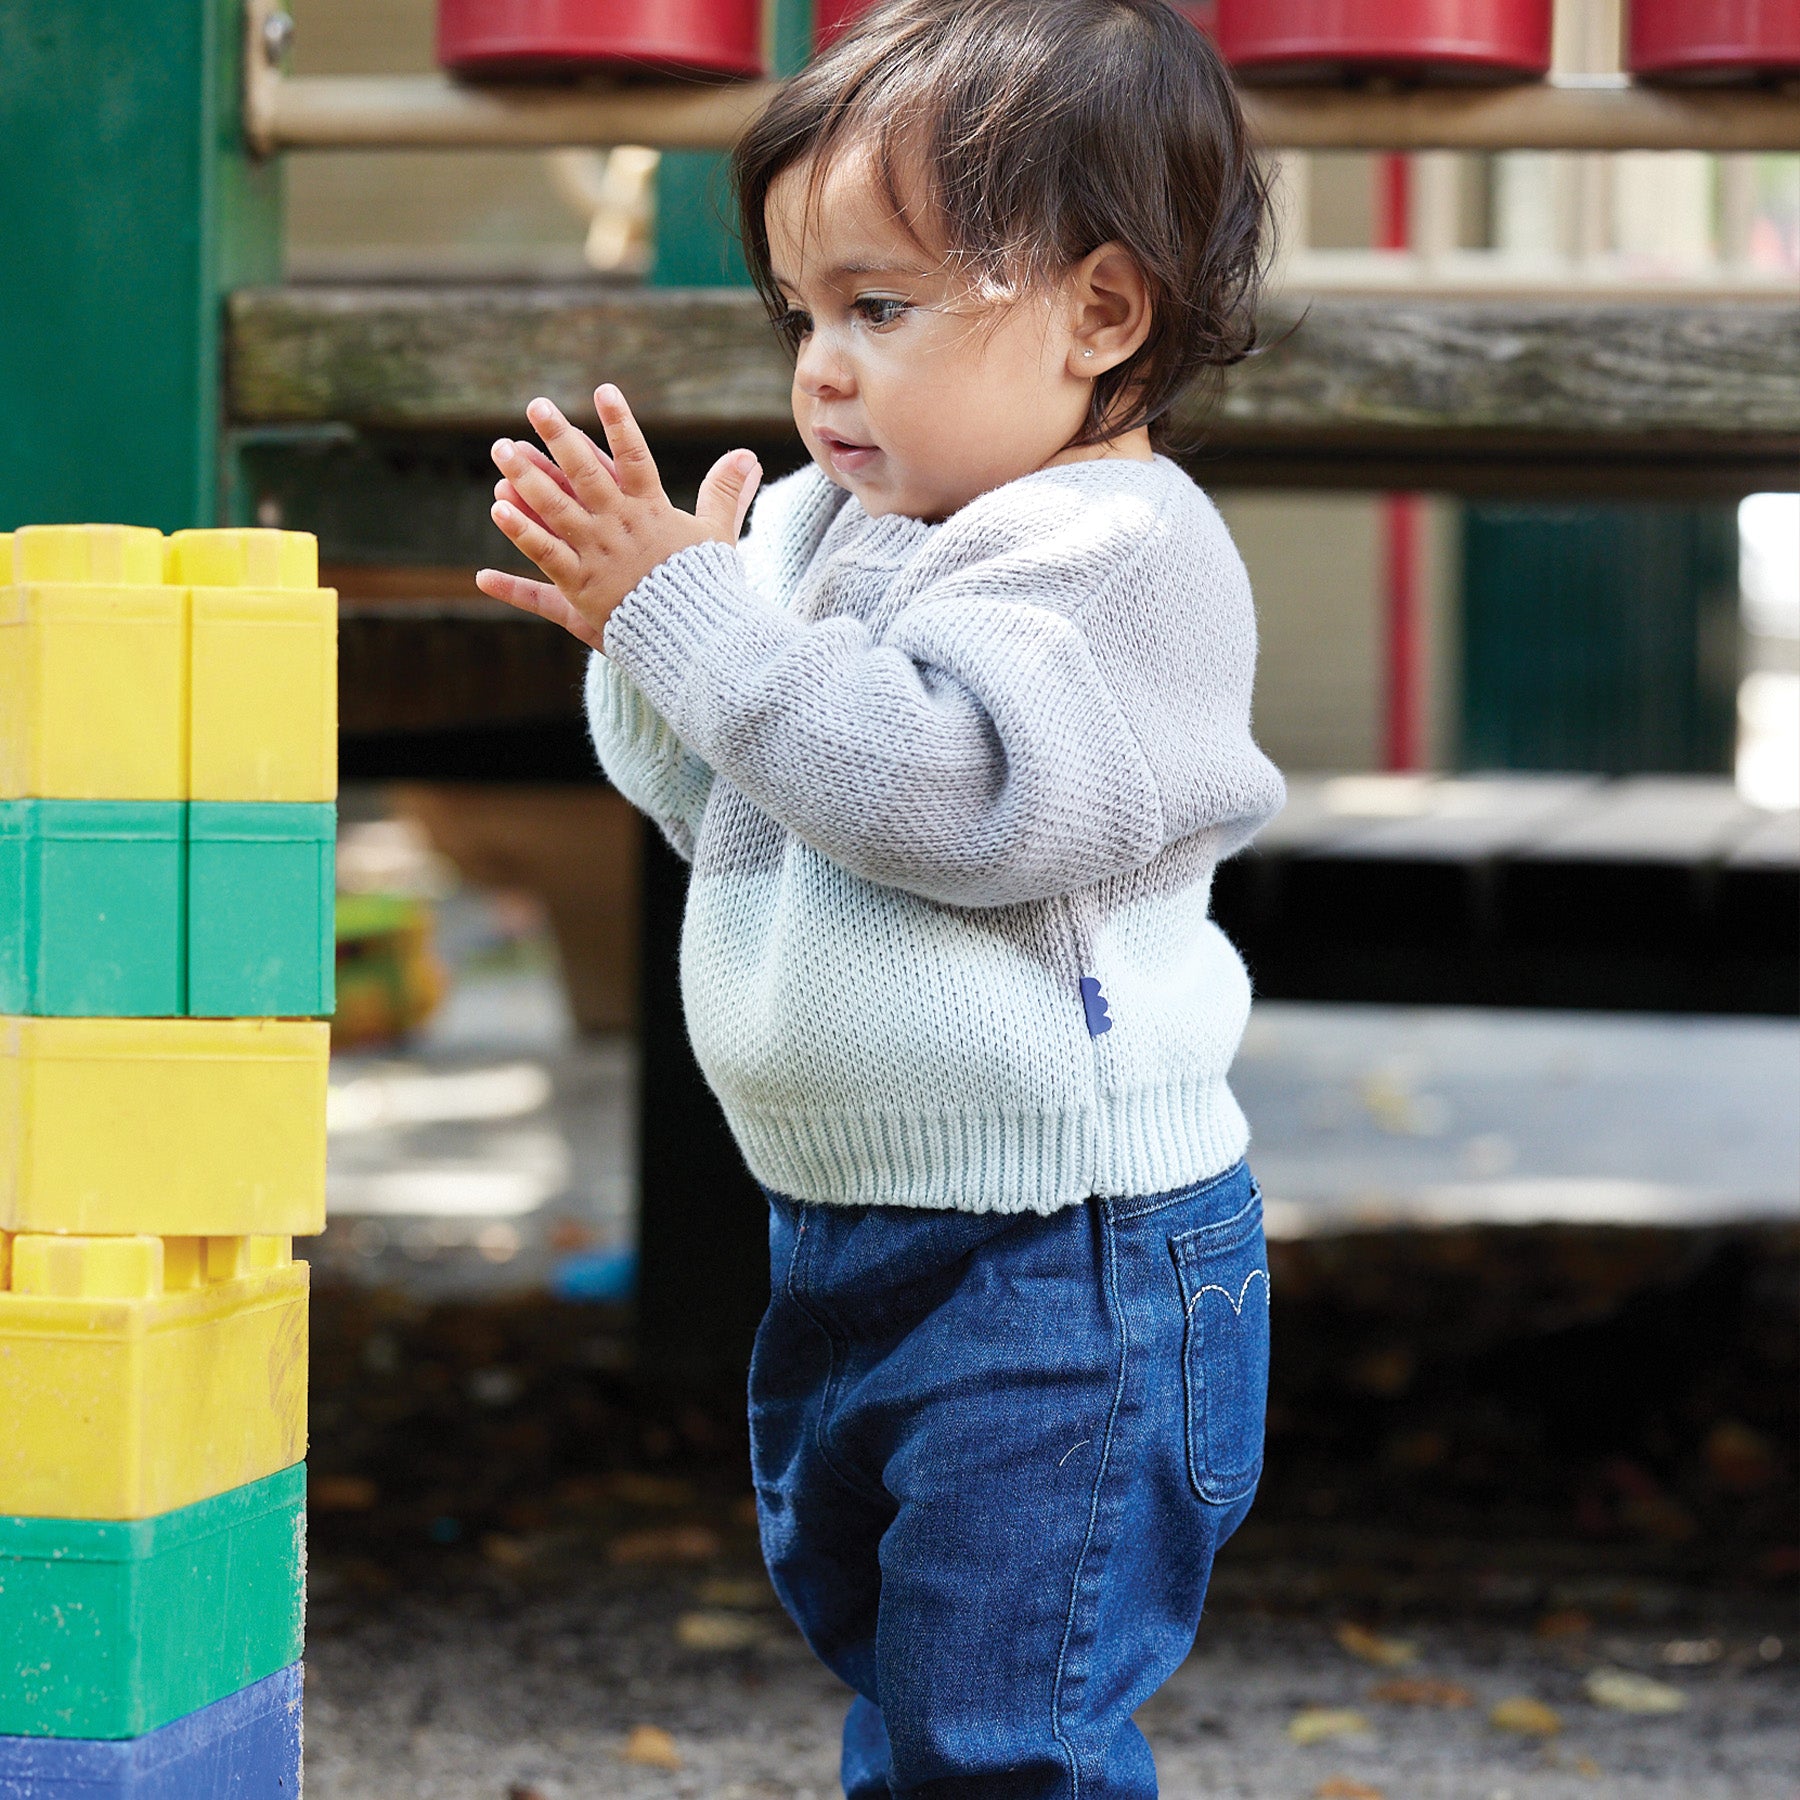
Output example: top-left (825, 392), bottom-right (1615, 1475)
top-left (1215, 0), bottom-right (1553, 83)
top-left (438, 0), bottom-right (764, 78)
top-left (1628, 0), bottom-right (1800, 83)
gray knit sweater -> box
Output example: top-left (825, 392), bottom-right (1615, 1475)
top-left (587, 455), bottom-right (1284, 1213)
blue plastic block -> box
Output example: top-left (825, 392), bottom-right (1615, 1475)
top-left (0, 802), bottom-right (183, 1016)
top-left (0, 1663), bottom-right (301, 1798)
top-left (187, 803), bottom-right (335, 1019)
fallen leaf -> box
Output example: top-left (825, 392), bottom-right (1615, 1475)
top-left (675, 1609), bottom-right (765, 1651)
top-left (1490, 1696), bottom-right (1562, 1737)
top-left (604, 1473), bottom-right (698, 1509)
top-left (1585, 1669), bottom-right (1685, 1714)
top-left (507, 1786), bottom-right (548, 1800)
top-left (1315, 1781), bottom-right (1385, 1800)
top-left (308, 1473), bottom-right (378, 1513)
top-left (1704, 1420), bottom-right (1777, 1494)
top-left (1534, 1609), bottom-right (1592, 1641)
top-left (1369, 1677), bottom-right (1473, 1708)
top-left (620, 1724), bottom-right (682, 1771)
top-left (696, 1575), bottom-right (776, 1609)
top-left (1288, 1708), bottom-right (1373, 1746)
top-left (1573, 1756), bottom-right (1602, 1778)
top-left (1334, 1623), bottom-right (1417, 1668)
top-left (479, 1532), bottom-right (535, 1571)
top-left (607, 1525), bottom-right (721, 1566)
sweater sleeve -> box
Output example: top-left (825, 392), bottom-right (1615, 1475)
top-left (584, 652), bottom-right (714, 862)
top-left (582, 466), bottom-right (845, 861)
top-left (600, 470), bottom-right (1283, 907)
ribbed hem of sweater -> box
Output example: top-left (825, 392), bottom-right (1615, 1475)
top-left (723, 1076), bottom-right (1251, 1215)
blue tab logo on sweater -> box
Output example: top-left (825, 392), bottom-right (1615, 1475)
top-left (1079, 976), bottom-right (1113, 1038)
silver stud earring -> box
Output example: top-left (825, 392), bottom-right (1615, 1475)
top-left (1082, 349), bottom-right (1094, 358)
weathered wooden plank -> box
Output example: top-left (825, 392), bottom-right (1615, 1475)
top-left (230, 286), bottom-right (794, 435)
top-left (228, 286), bottom-right (1800, 468)
top-left (1208, 299), bottom-right (1800, 450)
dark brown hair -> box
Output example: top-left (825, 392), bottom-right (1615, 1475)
top-left (732, 0), bottom-right (1271, 447)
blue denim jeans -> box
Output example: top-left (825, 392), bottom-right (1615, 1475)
top-left (749, 1160), bottom-right (1269, 1799)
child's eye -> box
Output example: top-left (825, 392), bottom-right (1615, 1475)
top-left (854, 295), bottom-right (910, 329)
top-left (773, 307), bottom-right (813, 349)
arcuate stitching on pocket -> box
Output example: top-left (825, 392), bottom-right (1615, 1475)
top-left (1183, 1265), bottom-right (1269, 1320)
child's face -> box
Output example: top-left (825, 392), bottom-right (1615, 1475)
top-left (765, 150), bottom-right (1125, 522)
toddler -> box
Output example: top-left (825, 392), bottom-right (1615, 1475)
top-left (477, 0), bottom-right (1284, 1791)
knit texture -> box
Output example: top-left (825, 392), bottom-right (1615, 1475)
top-left (589, 456), bottom-right (1284, 1213)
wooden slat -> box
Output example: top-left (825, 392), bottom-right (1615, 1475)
top-left (245, 66), bottom-right (1800, 156)
top-left (227, 287), bottom-right (1800, 486)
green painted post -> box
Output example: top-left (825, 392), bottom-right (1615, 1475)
top-left (650, 0), bottom-right (813, 288)
top-left (1460, 504), bottom-right (1741, 775)
top-left (0, 0), bottom-right (282, 533)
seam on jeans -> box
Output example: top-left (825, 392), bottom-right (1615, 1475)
top-left (787, 1209), bottom-right (886, 1507)
top-left (1109, 1159), bottom-right (1247, 1224)
top-left (1049, 1202), bottom-right (1131, 1799)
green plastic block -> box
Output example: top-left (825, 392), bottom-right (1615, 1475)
top-left (0, 801), bottom-right (183, 1016)
top-left (186, 802), bottom-right (335, 1018)
top-left (0, 1463), bottom-right (306, 1740)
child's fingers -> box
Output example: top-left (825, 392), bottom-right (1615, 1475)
top-left (497, 443), bottom-right (594, 541)
top-left (475, 568), bottom-right (607, 651)
top-left (490, 497), bottom-right (579, 584)
top-left (494, 478), bottom-right (550, 533)
top-left (523, 399), bottom-right (620, 509)
top-left (593, 384), bottom-right (662, 500)
top-left (694, 449), bottom-right (762, 543)
top-left (491, 437), bottom-right (574, 503)
top-left (514, 435), bottom-right (614, 487)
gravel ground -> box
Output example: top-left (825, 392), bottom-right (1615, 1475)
top-left (303, 1546), bottom-right (1797, 1800)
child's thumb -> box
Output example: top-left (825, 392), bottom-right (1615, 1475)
top-left (695, 450), bottom-right (762, 542)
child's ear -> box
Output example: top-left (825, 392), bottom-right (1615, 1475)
top-left (1068, 243), bottom-right (1152, 375)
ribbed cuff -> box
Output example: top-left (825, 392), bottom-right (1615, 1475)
top-left (603, 539), bottom-right (790, 733)
top-left (586, 652), bottom-right (682, 769)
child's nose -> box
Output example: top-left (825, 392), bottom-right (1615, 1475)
top-left (793, 331), bottom-right (853, 400)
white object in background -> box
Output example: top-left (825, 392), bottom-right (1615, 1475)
top-left (1740, 492), bottom-right (1800, 642)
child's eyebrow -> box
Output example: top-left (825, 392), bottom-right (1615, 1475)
top-left (827, 260), bottom-right (933, 282)
top-left (770, 260), bottom-right (931, 292)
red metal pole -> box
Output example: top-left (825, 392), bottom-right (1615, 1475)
top-left (1376, 150), bottom-right (1411, 252)
top-left (1377, 152), bottom-right (1424, 770)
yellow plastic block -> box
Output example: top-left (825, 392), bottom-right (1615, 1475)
top-left (0, 1017), bottom-right (328, 1237)
top-left (12, 525), bottom-right (165, 586)
top-left (0, 586), bottom-right (188, 799)
top-left (187, 585), bottom-right (337, 802)
top-left (165, 529), bottom-right (318, 590)
top-left (0, 536), bottom-right (11, 585)
top-left (0, 1237), bottom-right (307, 1519)
top-left (10, 1232), bottom-right (163, 1298)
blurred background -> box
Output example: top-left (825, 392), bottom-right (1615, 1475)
top-left (2, 0), bottom-right (1796, 1791)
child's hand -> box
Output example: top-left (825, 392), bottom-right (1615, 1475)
top-left (475, 384), bottom-right (761, 651)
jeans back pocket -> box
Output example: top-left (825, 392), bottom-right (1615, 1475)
top-left (1170, 1191), bottom-right (1270, 1505)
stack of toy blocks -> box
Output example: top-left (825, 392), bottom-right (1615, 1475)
top-left (0, 525), bottom-right (335, 1795)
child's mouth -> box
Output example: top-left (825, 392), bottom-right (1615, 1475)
top-left (816, 430), bottom-right (880, 474)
